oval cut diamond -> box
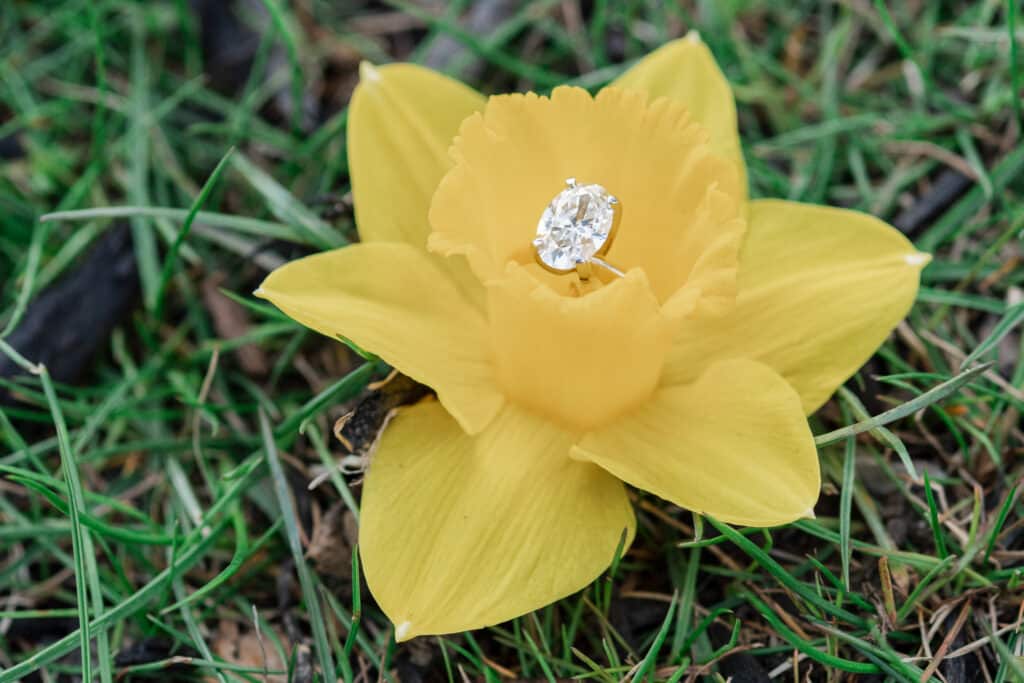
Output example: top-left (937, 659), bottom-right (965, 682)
top-left (534, 181), bottom-right (617, 272)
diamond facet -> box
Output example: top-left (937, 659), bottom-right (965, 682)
top-left (534, 181), bottom-right (617, 272)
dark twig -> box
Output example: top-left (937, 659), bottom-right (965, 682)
top-left (893, 168), bottom-right (974, 237)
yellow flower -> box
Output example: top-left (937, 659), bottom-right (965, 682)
top-left (257, 35), bottom-right (928, 640)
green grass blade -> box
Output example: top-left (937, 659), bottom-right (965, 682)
top-left (630, 591), bottom-right (677, 682)
top-left (814, 363), bottom-right (991, 447)
top-left (259, 410), bottom-right (336, 682)
top-left (960, 301), bottom-right (1024, 369)
top-left (38, 366), bottom-right (99, 682)
top-left (984, 485), bottom-right (1019, 564)
top-left (153, 146), bottom-right (235, 319)
top-left (231, 152), bottom-right (344, 250)
top-left (706, 517), bottom-right (865, 627)
top-left (839, 432), bottom-right (856, 590)
top-left (922, 471), bottom-right (950, 558)
top-left (743, 592), bottom-right (878, 674)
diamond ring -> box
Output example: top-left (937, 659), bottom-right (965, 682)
top-left (533, 178), bottom-right (624, 281)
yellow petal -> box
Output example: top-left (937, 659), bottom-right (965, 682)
top-left (360, 400), bottom-right (635, 639)
top-left (663, 199), bottom-right (928, 414)
top-left (612, 33), bottom-right (747, 195)
top-left (661, 184), bottom-right (746, 319)
top-left (428, 86), bottom-right (744, 302)
top-left (256, 243), bottom-right (502, 434)
top-left (488, 263), bottom-right (673, 431)
top-left (574, 358), bottom-right (820, 527)
top-left (349, 62), bottom-right (485, 307)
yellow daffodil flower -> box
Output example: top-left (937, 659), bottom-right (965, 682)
top-left (257, 34), bottom-right (928, 640)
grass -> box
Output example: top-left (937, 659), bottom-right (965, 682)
top-left (2, 1), bottom-right (1023, 681)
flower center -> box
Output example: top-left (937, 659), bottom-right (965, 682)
top-left (533, 179), bottom-right (619, 273)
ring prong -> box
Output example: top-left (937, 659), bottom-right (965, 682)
top-left (565, 177), bottom-right (577, 188)
top-left (575, 259), bottom-right (593, 281)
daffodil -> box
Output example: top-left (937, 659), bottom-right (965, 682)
top-left (257, 35), bottom-right (927, 640)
